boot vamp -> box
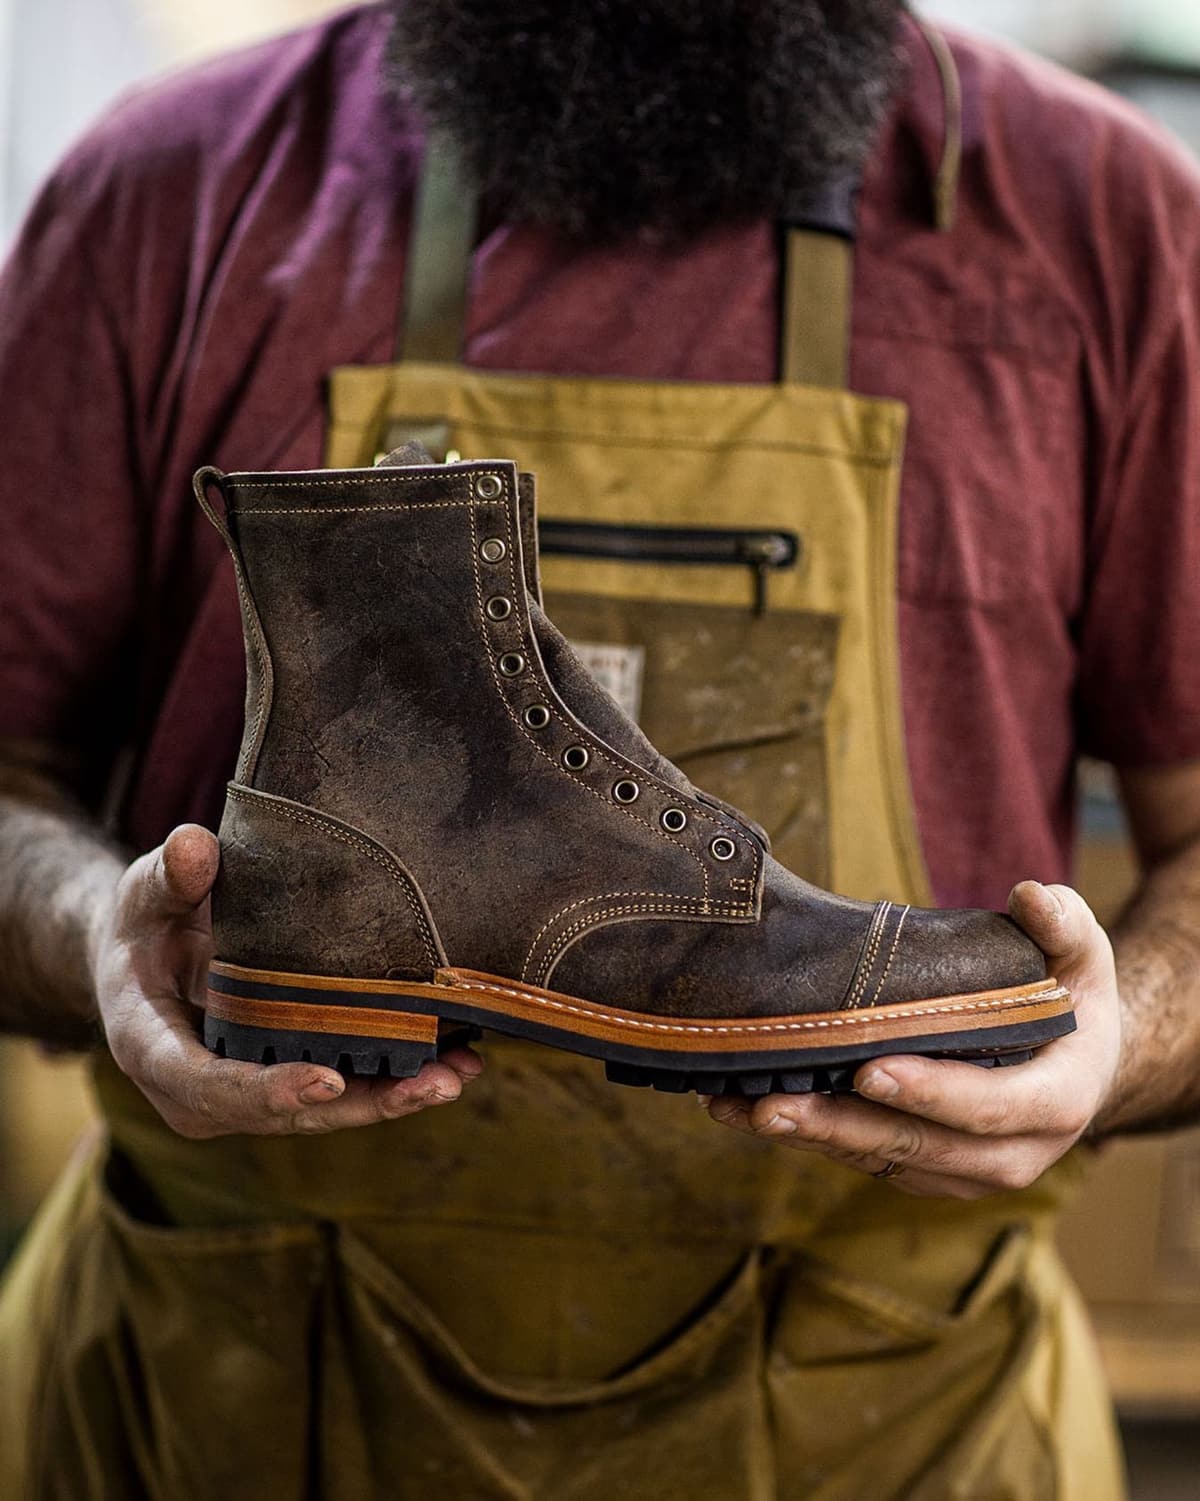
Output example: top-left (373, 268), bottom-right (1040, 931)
top-left (545, 865), bottom-right (1045, 1020)
top-left (547, 861), bottom-right (872, 1017)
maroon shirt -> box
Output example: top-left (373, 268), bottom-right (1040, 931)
top-left (2, 4), bottom-right (1199, 909)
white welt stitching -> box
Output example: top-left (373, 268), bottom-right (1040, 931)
top-left (439, 978), bottom-right (1069, 1037)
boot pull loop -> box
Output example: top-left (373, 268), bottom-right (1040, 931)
top-left (193, 465), bottom-right (234, 549)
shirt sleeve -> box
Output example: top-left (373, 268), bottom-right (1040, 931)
top-left (1075, 129), bottom-right (1200, 768)
top-left (0, 127), bottom-right (144, 803)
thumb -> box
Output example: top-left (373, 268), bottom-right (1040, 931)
top-left (128, 824), bottom-right (220, 924)
top-left (1008, 880), bottom-right (1098, 966)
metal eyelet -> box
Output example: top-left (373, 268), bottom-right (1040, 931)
top-left (523, 704), bottom-right (551, 729)
top-left (661, 808), bottom-right (688, 832)
top-left (710, 836), bottom-right (737, 861)
top-left (563, 745), bottom-right (590, 771)
top-left (498, 652), bottom-right (525, 677)
top-left (475, 473), bottom-right (503, 500)
top-left (486, 596), bottom-right (513, 621)
top-left (479, 537), bottom-right (506, 563)
top-left (612, 779), bottom-right (640, 804)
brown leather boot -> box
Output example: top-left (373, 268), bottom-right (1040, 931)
top-left (194, 449), bottom-right (1072, 1095)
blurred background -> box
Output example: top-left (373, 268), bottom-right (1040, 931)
top-left (1, 3), bottom-right (1198, 1495)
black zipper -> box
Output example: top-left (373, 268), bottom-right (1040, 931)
top-left (538, 520), bottom-right (800, 616)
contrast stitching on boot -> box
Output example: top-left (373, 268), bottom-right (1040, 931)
top-left (468, 490), bottom-right (765, 901)
top-left (231, 500), bottom-right (485, 516)
top-left (522, 891), bottom-right (752, 984)
top-left (870, 904), bottom-right (911, 1006)
top-left (441, 977), bottom-right (1068, 1036)
top-left (466, 490), bottom-right (724, 895)
top-left (231, 473), bottom-right (504, 490)
top-left (225, 786), bottom-right (443, 969)
top-left (845, 902), bottom-right (891, 1010)
top-left (531, 900), bottom-right (757, 988)
top-left (231, 561), bottom-right (268, 778)
top-left (522, 890), bottom-right (700, 982)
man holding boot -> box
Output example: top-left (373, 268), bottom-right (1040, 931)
top-left (2, 3), bottom-right (1200, 1496)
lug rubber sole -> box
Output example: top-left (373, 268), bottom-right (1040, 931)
top-left (205, 962), bottom-right (1074, 1097)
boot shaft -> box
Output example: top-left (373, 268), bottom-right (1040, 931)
top-left (195, 459), bottom-right (761, 982)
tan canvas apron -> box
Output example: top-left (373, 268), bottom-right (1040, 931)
top-left (0, 28), bottom-right (1124, 1500)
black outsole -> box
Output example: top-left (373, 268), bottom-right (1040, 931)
top-left (205, 1008), bottom-right (1071, 1098)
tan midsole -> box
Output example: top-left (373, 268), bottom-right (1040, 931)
top-left (209, 960), bottom-right (1070, 1057)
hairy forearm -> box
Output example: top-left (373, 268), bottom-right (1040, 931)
top-left (0, 786), bottom-right (124, 1048)
top-left (1096, 834), bottom-right (1200, 1135)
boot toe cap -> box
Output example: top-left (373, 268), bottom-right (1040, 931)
top-left (879, 906), bottom-right (1047, 1008)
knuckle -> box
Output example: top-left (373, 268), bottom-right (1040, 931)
top-left (1056, 1100), bottom-right (1092, 1138)
top-left (106, 1031), bottom-right (137, 1078)
top-left (974, 1100), bottom-right (1013, 1137)
top-left (160, 1108), bottom-right (213, 1141)
top-left (892, 1125), bottom-right (925, 1163)
top-left (262, 1076), bottom-right (301, 1117)
top-left (992, 1156), bottom-right (1039, 1193)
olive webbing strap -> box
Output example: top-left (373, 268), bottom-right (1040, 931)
top-left (395, 130), bottom-right (478, 365)
top-left (779, 230), bottom-right (852, 390)
top-left (396, 130), bottom-right (855, 390)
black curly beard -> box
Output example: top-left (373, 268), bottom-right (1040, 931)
top-left (386, 0), bottom-right (905, 241)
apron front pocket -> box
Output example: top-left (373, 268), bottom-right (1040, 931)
top-left (25, 1147), bottom-right (326, 1501)
top-left (334, 1225), bottom-right (776, 1501)
top-left (767, 1225), bottom-right (1057, 1501)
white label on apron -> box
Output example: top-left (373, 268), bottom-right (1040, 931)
top-left (572, 641), bottom-right (645, 723)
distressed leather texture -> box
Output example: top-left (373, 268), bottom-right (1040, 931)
top-left (207, 449), bottom-right (1045, 1015)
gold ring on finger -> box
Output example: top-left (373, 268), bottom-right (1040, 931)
top-left (872, 1159), bottom-right (903, 1180)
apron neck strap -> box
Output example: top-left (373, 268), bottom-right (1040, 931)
top-left (395, 141), bottom-right (857, 391)
top-left (394, 17), bottom-right (968, 390)
top-left (777, 174), bottom-right (857, 389)
top-left (397, 131), bottom-right (479, 366)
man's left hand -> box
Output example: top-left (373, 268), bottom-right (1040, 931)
top-left (703, 882), bottom-right (1122, 1198)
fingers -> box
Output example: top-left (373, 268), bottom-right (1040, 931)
top-left (1008, 880), bottom-right (1104, 972)
top-left (851, 1048), bottom-right (1091, 1138)
top-left (704, 1089), bottom-right (1052, 1197)
top-left (121, 824), bottom-right (220, 928)
top-left (161, 824), bottom-right (221, 907)
top-left (133, 1013), bottom-right (484, 1139)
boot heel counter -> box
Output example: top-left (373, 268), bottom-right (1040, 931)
top-left (212, 784), bottom-right (445, 980)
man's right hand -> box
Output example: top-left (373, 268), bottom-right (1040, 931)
top-left (92, 823), bottom-right (482, 1138)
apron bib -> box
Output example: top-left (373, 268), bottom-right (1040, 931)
top-left (1, 25), bottom-right (1123, 1500)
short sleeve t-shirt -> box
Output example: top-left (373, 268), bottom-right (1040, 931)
top-left (2, 4), bottom-right (1199, 909)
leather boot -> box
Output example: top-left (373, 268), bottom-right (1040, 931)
top-left (194, 449), bottom-right (1072, 1095)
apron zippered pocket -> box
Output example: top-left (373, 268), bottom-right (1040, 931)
top-left (539, 520), bottom-right (800, 616)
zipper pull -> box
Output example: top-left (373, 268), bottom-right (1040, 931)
top-left (738, 535), bottom-right (790, 616)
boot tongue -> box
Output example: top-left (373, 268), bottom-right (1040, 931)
top-left (377, 440), bottom-right (435, 467)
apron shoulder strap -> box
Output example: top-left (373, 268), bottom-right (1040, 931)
top-left (395, 102), bottom-right (959, 393)
top-left (396, 130), bottom-right (478, 365)
top-left (778, 174), bottom-right (858, 390)
top-left (396, 137), bottom-right (858, 392)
